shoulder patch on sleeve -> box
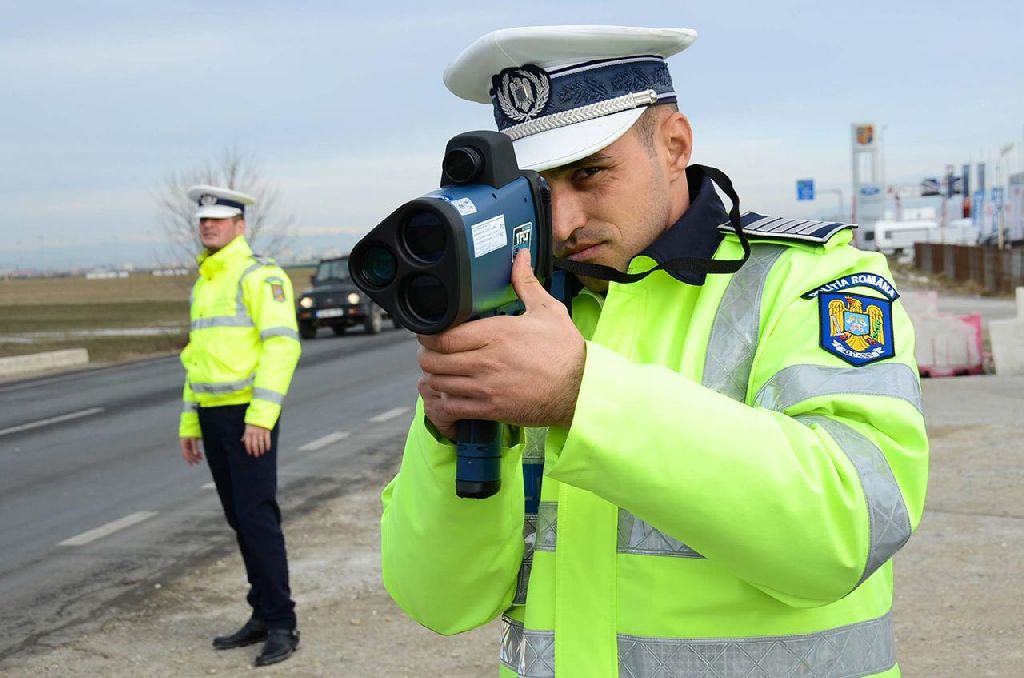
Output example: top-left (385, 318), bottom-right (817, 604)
top-left (717, 212), bottom-right (855, 245)
top-left (265, 276), bottom-right (287, 303)
top-left (802, 272), bottom-right (900, 301)
top-left (818, 292), bottom-right (895, 366)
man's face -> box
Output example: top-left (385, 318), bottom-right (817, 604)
top-left (540, 127), bottom-right (675, 293)
top-left (199, 216), bottom-right (245, 251)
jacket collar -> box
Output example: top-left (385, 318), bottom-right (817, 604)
top-left (639, 165), bottom-right (726, 286)
top-left (198, 235), bottom-right (252, 278)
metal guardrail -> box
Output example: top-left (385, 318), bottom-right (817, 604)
top-left (914, 244), bottom-right (1024, 295)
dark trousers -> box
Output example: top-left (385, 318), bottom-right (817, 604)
top-left (198, 404), bottom-right (296, 630)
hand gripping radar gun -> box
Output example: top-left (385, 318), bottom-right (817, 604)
top-left (348, 131), bottom-right (552, 500)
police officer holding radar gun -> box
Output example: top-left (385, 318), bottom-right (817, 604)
top-left (350, 26), bottom-right (929, 677)
top-left (178, 185), bottom-right (301, 667)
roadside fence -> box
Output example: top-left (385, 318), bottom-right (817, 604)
top-left (914, 244), bottom-right (1024, 295)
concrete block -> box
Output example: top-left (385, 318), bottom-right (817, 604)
top-left (0, 348), bottom-right (89, 378)
top-left (990, 287), bottom-right (1024, 376)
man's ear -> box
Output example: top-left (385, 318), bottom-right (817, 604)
top-left (661, 111), bottom-right (693, 180)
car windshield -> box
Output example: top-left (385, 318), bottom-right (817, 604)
top-left (316, 259), bottom-right (350, 283)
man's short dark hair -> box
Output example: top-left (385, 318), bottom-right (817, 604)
top-left (634, 103), bottom-right (679, 155)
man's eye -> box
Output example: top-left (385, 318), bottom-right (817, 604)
top-left (573, 167), bottom-right (604, 182)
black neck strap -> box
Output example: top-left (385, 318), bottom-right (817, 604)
top-left (552, 164), bottom-right (750, 284)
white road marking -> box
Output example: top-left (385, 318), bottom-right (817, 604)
top-left (369, 407), bottom-right (410, 423)
top-left (59, 511), bottom-right (158, 546)
top-left (202, 482), bottom-right (216, 490)
top-left (298, 431), bottom-right (350, 451)
top-left (0, 407), bottom-right (105, 437)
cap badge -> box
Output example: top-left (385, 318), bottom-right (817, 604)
top-left (199, 194), bottom-right (218, 206)
top-left (495, 65), bottom-right (550, 123)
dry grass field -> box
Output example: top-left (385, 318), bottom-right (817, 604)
top-left (0, 275), bottom-right (194, 306)
top-left (0, 268), bottom-right (313, 363)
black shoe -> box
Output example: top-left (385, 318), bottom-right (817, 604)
top-left (212, 617), bottom-right (267, 650)
top-left (254, 628), bottom-right (300, 667)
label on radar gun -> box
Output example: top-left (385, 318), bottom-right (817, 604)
top-left (471, 214), bottom-right (507, 257)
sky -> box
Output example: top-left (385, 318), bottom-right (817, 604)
top-left (2, 1), bottom-right (1022, 270)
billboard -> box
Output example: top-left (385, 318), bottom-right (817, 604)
top-left (853, 124), bottom-right (876, 148)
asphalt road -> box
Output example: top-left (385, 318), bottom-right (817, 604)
top-left (0, 327), bottom-right (421, 659)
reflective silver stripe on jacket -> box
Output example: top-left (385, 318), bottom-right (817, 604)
top-left (534, 502), bottom-right (558, 552)
top-left (702, 245), bottom-right (787, 402)
top-left (260, 327), bottom-right (300, 341)
top-left (513, 514), bottom-right (537, 605)
top-left (755, 362), bottom-right (923, 415)
top-left (251, 387), bottom-right (285, 405)
top-left (797, 415), bottom-right (912, 586)
top-left (192, 316), bottom-right (254, 330)
top-left (500, 616), bottom-right (556, 678)
top-left (526, 503), bottom-right (702, 560)
top-left (500, 613), bottom-right (895, 678)
top-left (513, 502), bottom-right (556, 605)
top-left (617, 511), bottom-right (702, 558)
top-left (189, 375), bottom-right (256, 394)
top-left (183, 401), bottom-right (198, 413)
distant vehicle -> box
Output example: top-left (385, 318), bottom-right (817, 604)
top-left (874, 218), bottom-right (978, 257)
top-left (295, 256), bottom-right (396, 339)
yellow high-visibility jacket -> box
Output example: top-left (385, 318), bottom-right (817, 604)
top-left (381, 210), bottom-right (928, 677)
top-left (179, 235), bottom-right (301, 437)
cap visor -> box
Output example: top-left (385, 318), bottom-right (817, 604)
top-left (511, 108), bottom-right (645, 172)
top-left (195, 205), bottom-right (242, 219)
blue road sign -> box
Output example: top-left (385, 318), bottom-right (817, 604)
top-left (992, 187), bottom-right (1004, 209)
top-left (797, 179), bottom-right (815, 201)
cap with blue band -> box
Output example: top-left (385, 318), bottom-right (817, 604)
top-left (445, 25), bottom-right (697, 172)
top-left (491, 56), bottom-right (677, 141)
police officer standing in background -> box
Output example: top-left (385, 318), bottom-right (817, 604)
top-left (178, 185), bottom-right (302, 667)
top-left (381, 26), bottom-right (929, 677)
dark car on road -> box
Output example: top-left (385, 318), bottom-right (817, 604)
top-left (295, 256), bottom-right (394, 339)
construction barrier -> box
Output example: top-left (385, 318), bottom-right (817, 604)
top-left (901, 291), bottom-right (985, 378)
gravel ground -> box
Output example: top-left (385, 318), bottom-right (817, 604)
top-left (0, 462), bottom-right (496, 677)
top-left (2, 376), bottom-right (1021, 677)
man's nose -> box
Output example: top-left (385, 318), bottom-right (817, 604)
top-left (548, 182), bottom-right (586, 244)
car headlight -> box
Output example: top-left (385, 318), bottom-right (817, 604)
top-left (347, 292), bottom-right (360, 304)
top-left (299, 296), bottom-right (313, 309)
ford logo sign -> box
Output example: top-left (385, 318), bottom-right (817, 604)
top-left (860, 186), bottom-right (881, 196)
